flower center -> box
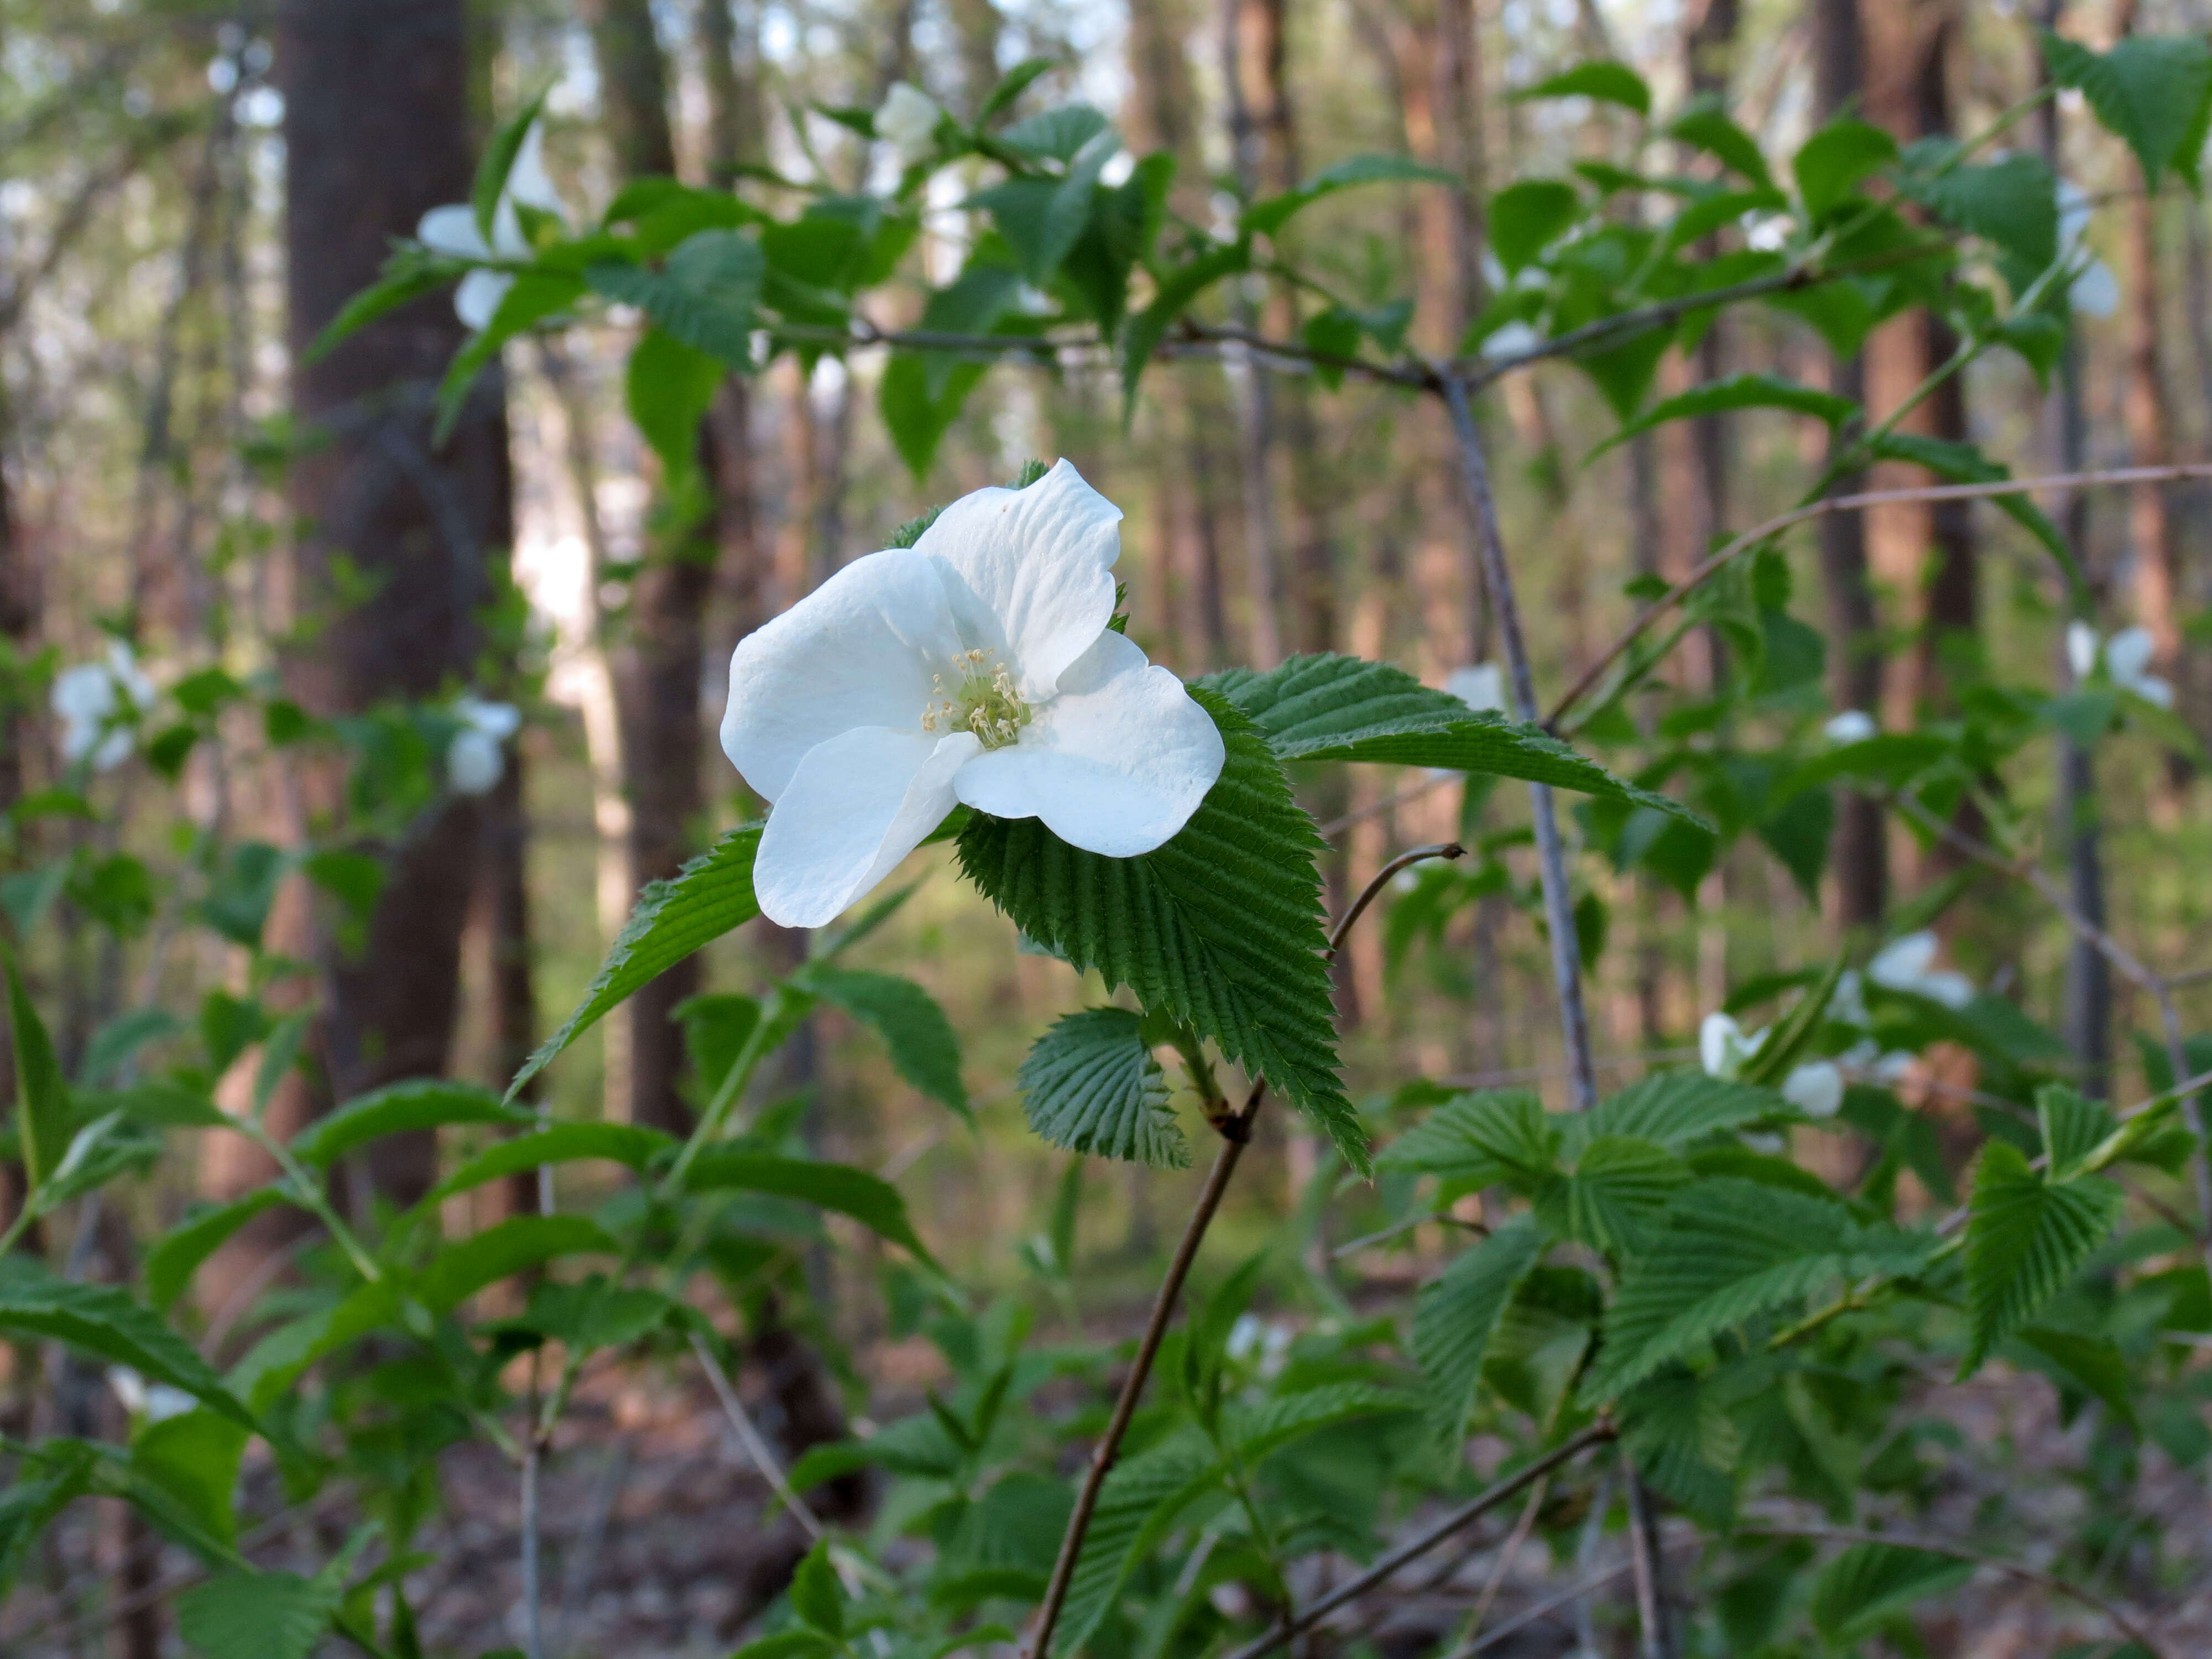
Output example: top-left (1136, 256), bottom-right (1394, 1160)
top-left (921, 648), bottom-right (1032, 750)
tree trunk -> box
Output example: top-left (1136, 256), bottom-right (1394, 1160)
top-left (588, 0), bottom-right (721, 1134)
top-left (1222, 0), bottom-right (1288, 667)
top-left (1814, 0), bottom-right (1888, 930)
top-left (946, 0), bottom-right (1001, 108)
top-left (277, 0), bottom-right (509, 1206)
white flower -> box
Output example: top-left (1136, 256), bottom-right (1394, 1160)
top-left (1781, 1060), bottom-right (1844, 1117)
top-left (721, 461), bottom-right (1225, 928)
top-left (417, 118), bottom-right (568, 331)
top-left (1699, 1011), bottom-right (1767, 1081)
top-left (51, 641), bottom-right (156, 770)
top-left (1446, 662), bottom-right (1507, 714)
top-left (2057, 182), bottom-right (2120, 320)
top-left (108, 1367), bottom-right (195, 1424)
top-left (1830, 969), bottom-right (1870, 1029)
top-left (446, 695), bottom-right (521, 795)
top-left (2067, 622), bottom-right (2173, 708)
top-left (1868, 930), bottom-right (1973, 1009)
top-left (877, 81), bottom-right (942, 166)
top-left (1478, 320), bottom-right (1542, 360)
top-left (1824, 708), bottom-right (1877, 744)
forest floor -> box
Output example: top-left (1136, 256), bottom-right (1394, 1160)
top-left (6, 1347), bottom-right (2209, 1657)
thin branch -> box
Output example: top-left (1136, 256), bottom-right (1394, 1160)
top-left (1217, 1423), bottom-right (1616, 1659)
top-left (691, 1329), bottom-right (826, 1541)
top-left (1623, 1459), bottom-right (1669, 1659)
top-left (1441, 371), bottom-right (1599, 1110)
top-left (519, 1352), bottom-right (546, 1659)
top-left (1460, 1477), bottom-right (1550, 1642)
top-left (1022, 1134), bottom-right (1248, 1659)
top-left (1548, 463), bottom-right (2212, 731)
top-left (1741, 1522), bottom-right (2169, 1659)
top-left (1450, 1558), bottom-right (1632, 1656)
top-left (1328, 843), bottom-right (1464, 958)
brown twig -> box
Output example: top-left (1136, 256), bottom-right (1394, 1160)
top-left (1217, 1422), bottom-right (1618, 1659)
top-left (1328, 843), bottom-right (1465, 959)
top-left (1741, 1521), bottom-right (2169, 1658)
top-left (1547, 463), bottom-right (2212, 731)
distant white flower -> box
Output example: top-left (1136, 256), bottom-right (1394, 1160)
top-left (51, 641), bottom-right (156, 770)
top-left (1478, 320), bottom-right (1542, 361)
top-left (1868, 930), bottom-right (1973, 1010)
top-left (1824, 708), bottom-right (1877, 744)
top-left (1781, 1059), bottom-right (1844, 1117)
top-left (2068, 620), bottom-right (2173, 708)
top-left (721, 460), bottom-right (1225, 928)
top-left (417, 118), bottom-right (569, 331)
top-left (1446, 662), bottom-right (1508, 714)
top-left (1830, 969), bottom-right (1869, 1028)
top-left (877, 81), bottom-right (943, 166)
top-left (108, 1367), bottom-right (195, 1424)
top-left (2058, 182), bottom-right (2120, 320)
top-left (446, 695), bottom-right (521, 795)
top-left (1699, 1011), bottom-right (1768, 1081)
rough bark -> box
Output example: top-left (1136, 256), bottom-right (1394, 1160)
top-left (276, 0), bottom-right (509, 1206)
top-left (1814, 0), bottom-right (1888, 929)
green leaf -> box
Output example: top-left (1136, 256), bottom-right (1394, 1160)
top-left (1017, 1007), bottom-right (1188, 1168)
top-left (288, 1079), bottom-right (533, 1170)
top-left (2037, 1083), bottom-right (2120, 1183)
top-left (2016, 1326), bottom-right (2138, 1428)
top-left (509, 1276), bottom-right (678, 1353)
top-left (979, 58), bottom-right (1056, 123)
top-left (146, 1191), bottom-right (295, 1313)
top-left (179, 1564), bottom-right (347, 1659)
top-left (880, 259), bottom-right (1025, 477)
top-left (1587, 1180), bottom-right (1939, 1400)
top-left (1793, 117), bottom-right (1899, 218)
top-left (790, 1538), bottom-right (846, 1636)
top-left (1808, 1542), bottom-right (1971, 1644)
top-left (1536, 1135), bottom-right (1691, 1255)
top-left (1902, 152), bottom-right (2057, 270)
top-left (434, 269), bottom-right (587, 442)
top-left (1412, 1218), bottom-right (1546, 1440)
top-left (1241, 153), bottom-right (1458, 239)
top-left (1588, 374), bottom-right (1854, 461)
top-left (968, 131), bottom-right (1118, 283)
top-left (4, 941), bottom-right (70, 1188)
top-left (1205, 653), bottom-right (1709, 827)
top-left (131, 1408), bottom-right (249, 1547)
top-left (2043, 29), bottom-right (2212, 187)
top-left (586, 228), bottom-right (764, 366)
top-left (1668, 106), bottom-right (1774, 189)
top-left (304, 254), bottom-right (463, 363)
top-left (683, 1151), bottom-right (936, 1264)
top-left (1585, 1072), bottom-right (1785, 1150)
top-left (1053, 1431), bottom-right (1222, 1657)
top-left (472, 87), bottom-right (550, 243)
top-left (1511, 61), bottom-right (1650, 116)
top-left (1486, 179), bottom-right (1580, 273)
top-left (798, 966), bottom-right (968, 1120)
top-left (957, 689), bottom-right (1362, 1170)
top-left (0, 1260), bottom-right (255, 1428)
top-left (1226, 1381), bottom-right (1416, 1459)
top-left (510, 825), bottom-right (761, 1102)
top-left (416, 1216), bottom-right (620, 1314)
top-left (1380, 1089), bottom-right (1556, 1183)
top-left (419, 1123), bottom-right (677, 1212)
top-left (623, 325), bottom-right (724, 488)
top-left (1961, 1141), bottom-right (2121, 1374)
top-left (0, 1443), bottom-right (96, 1597)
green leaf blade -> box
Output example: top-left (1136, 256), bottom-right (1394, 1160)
top-left (1018, 1006), bottom-right (1188, 1168)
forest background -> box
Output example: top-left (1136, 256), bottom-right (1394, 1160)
top-left (4, 0), bottom-right (2212, 1653)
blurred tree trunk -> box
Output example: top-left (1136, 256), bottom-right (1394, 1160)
top-left (2114, 0), bottom-right (2194, 780)
top-left (0, 388), bottom-right (27, 824)
top-left (588, 0), bottom-right (719, 1134)
top-left (1814, 0), bottom-right (1888, 930)
top-left (1222, 0), bottom-right (1287, 667)
top-left (2037, 3), bottom-right (2110, 1097)
top-left (275, 0), bottom-right (508, 1206)
top-left (946, 0), bottom-right (1000, 108)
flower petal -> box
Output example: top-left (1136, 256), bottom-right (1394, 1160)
top-left (1869, 930), bottom-right (1938, 991)
top-left (722, 547), bottom-right (966, 802)
top-left (418, 204), bottom-right (491, 260)
top-left (1782, 1061), bottom-right (1844, 1118)
top-left (2065, 620), bottom-right (2100, 681)
top-left (2105, 625), bottom-right (2156, 684)
top-left (754, 728), bottom-right (977, 927)
top-left (950, 630), bottom-right (1223, 857)
top-left (916, 458), bottom-right (1120, 698)
top-left (454, 269), bottom-right (514, 332)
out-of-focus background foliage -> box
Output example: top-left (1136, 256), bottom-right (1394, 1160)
top-left (4, 0), bottom-right (2211, 1652)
